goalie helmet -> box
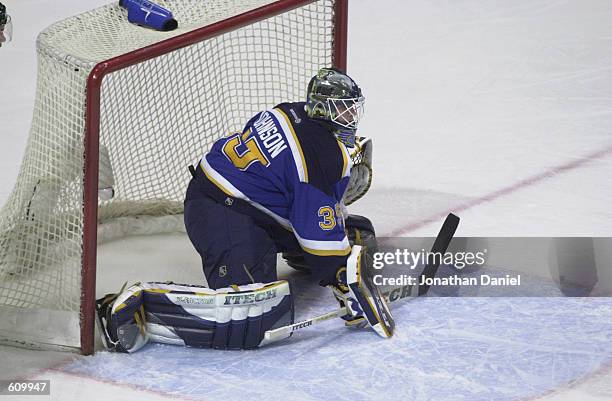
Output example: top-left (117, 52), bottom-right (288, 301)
top-left (0, 2), bottom-right (12, 46)
top-left (306, 68), bottom-right (365, 147)
top-left (0, 3), bottom-right (6, 25)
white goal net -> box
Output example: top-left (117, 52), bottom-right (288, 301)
top-left (0, 0), bottom-right (345, 353)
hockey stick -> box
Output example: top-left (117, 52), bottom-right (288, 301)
top-left (417, 213), bottom-right (460, 295)
top-left (382, 212), bottom-right (461, 301)
top-left (261, 307), bottom-right (348, 344)
top-left (261, 213), bottom-right (460, 345)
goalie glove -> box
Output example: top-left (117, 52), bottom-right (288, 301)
top-left (343, 136), bottom-right (373, 206)
top-left (330, 246), bottom-right (395, 338)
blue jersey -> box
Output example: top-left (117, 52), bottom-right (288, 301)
top-left (198, 102), bottom-right (353, 260)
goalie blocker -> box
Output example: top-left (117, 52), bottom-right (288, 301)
top-left (332, 245), bottom-right (395, 337)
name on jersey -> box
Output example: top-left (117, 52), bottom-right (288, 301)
top-left (253, 112), bottom-right (288, 159)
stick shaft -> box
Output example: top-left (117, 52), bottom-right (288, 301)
top-left (261, 282), bottom-right (415, 346)
top-left (262, 307), bottom-right (347, 344)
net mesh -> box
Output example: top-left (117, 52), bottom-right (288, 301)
top-left (0, 0), bottom-right (336, 349)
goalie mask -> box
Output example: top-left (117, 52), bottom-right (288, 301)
top-left (306, 68), bottom-right (365, 146)
top-left (0, 2), bottom-right (12, 46)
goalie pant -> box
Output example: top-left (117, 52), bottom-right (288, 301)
top-left (99, 281), bottom-right (294, 352)
top-left (184, 182), bottom-right (349, 288)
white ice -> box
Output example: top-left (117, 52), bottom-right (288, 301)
top-left (1, 0), bottom-right (612, 400)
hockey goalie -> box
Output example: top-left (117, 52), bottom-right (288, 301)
top-left (97, 68), bottom-right (394, 352)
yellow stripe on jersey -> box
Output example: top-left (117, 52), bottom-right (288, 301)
top-left (300, 245), bottom-right (352, 257)
top-left (293, 226), bottom-right (351, 256)
top-left (200, 158), bottom-right (295, 232)
top-left (273, 107), bottom-right (309, 182)
top-left (199, 161), bottom-right (234, 197)
top-left (337, 139), bottom-right (350, 178)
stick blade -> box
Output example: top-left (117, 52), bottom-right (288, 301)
top-left (417, 213), bottom-right (460, 296)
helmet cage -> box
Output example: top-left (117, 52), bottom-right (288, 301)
top-left (327, 96), bottom-right (365, 130)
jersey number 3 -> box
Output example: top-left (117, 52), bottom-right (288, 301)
top-left (223, 131), bottom-right (270, 170)
top-left (318, 206), bottom-right (337, 230)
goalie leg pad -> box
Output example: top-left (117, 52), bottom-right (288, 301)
top-left (97, 280), bottom-right (294, 352)
top-left (97, 284), bottom-right (148, 353)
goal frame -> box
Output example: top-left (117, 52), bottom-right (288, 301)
top-left (79, 0), bottom-right (348, 355)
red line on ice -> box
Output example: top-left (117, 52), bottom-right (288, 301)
top-left (519, 358), bottom-right (612, 401)
top-left (43, 366), bottom-right (206, 401)
top-left (13, 356), bottom-right (207, 401)
top-left (386, 144), bottom-right (612, 237)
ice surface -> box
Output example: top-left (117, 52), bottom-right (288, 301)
top-left (61, 293), bottom-right (612, 401)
